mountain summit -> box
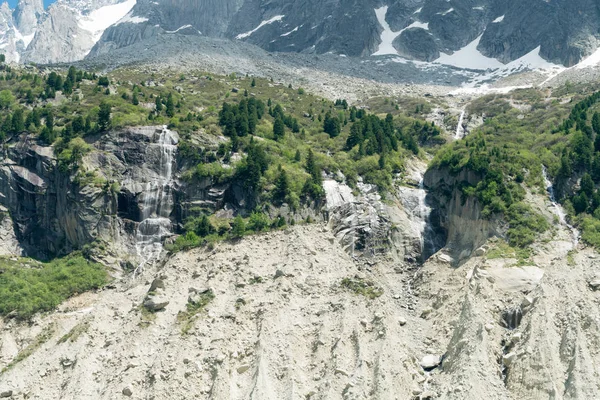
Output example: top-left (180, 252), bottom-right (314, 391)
top-left (0, 0), bottom-right (599, 68)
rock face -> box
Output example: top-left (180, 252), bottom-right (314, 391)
top-left (89, 0), bottom-right (600, 67)
top-left (423, 167), bottom-right (502, 265)
top-left (13, 0), bottom-right (43, 36)
top-left (0, 0), bottom-right (598, 67)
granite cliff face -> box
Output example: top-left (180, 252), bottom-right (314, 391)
top-left (89, 0), bottom-right (600, 67)
top-left (0, 0), bottom-right (598, 68)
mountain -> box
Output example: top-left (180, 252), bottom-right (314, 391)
top-left (89, 0), bottom-right (600, 67)
top-left (0, 0), bottom-right (598, 69)
top-left (0, 0), bottom-right (135, 64)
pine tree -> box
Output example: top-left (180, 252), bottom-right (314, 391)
top-left (98, 101), bottom-right (111, 132)
top-left (346, 121), bottom-right (363, 150)
top-left (155, 96), bottom-right (163, 113)
top-left (581, 173), bottom-right (595, 197)
top-left (236, 112), bottom-right (249, 136)
top-left (323, 111), bottom-right (340, 137)
top-left (11, 108), bottom-right (24, 134)
top-left (132, 92), bottom-right (139, 106)
top-left (231, 215), bottom-right (246, 238)
top-left (273, 117), bottom-right (285, 140)
top-left (196, 215), bottom-right (215, 237)
top-left (166, 93), bottom-right (175, 117)
top-left (272, 166), bottom-right (291, 204)
top-left (251, 78), bottom-right (256, 87)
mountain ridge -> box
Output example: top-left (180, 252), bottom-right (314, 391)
top-left (0, 0), bottom-right (598, 72)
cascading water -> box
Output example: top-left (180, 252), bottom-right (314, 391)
top-left (542, 166), bottom-right (580, 247)
top-left (454, 109), bottom-right (466, 140)
top-left (398, 174), bottom-right (440, 262)
top-left (134, 126), bottom-right (178, 275)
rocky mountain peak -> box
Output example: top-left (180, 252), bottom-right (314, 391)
top-left (13, 0), bottom-right (43, 35)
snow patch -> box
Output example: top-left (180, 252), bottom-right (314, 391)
top-left (78, 0), bottom-right (137, 42)
top-left (281, 25), bottom-right (301, 37)
top-left (22, 32), bottom-right (35, 48)
top-left (436, 35), bottom-right (504, 70)
top-left (117, 12), bottom-right (148, 25)
top-left (493, 15), bottom-right (505, 23)
top-left (576, 47), bottom-right (600, 69)
top-left (165, 25), bottom-right (192, 34)
top-left (236, 15), bottom-right (285, 40)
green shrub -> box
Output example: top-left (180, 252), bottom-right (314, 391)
top-left (0, 255), bottom-right (107, 320)
top-left (341, 277), bottom-right (383, 299)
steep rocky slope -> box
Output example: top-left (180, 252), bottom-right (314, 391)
top-left (90, 0), bottom-right (600, 67)
top-left (0, 0), bottom-right (599, 71)
top-left (1, 195), bottom-right (598, 399)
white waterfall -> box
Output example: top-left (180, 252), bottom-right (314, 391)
top-left (135, 127), bottom-right (178, 275)
top-left (454, 109), bottom-right (466, 140)
top-left (398, 174), bottom-right (437, 261)
top-left (542, 166), bottom-right (580, 247)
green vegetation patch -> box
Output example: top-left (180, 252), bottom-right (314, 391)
top-left (341, 277), bottom-right (383, 300)
top-left (486, 240), bottom-right (531, 264)
top-left (0, 255), bottom-right (107, 320)
top-left (177, 289), bottom-right (215, 334)
top-left (58, 320), bottom-right (90, 344)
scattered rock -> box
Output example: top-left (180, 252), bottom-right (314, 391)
top-left (588, 277), bottom-right (600, 291)
top-left (437, 253), bottom-right (454, 264)
top-left (60, 358), bottom-right (76, 368)
top-left (273, 269), bottom-right (285, 279)
top-left (510, 333), bottom-right (522, 346)
top-left (502, 352), bottom-right (516, 367)
top-left (475, 247), bottom-right (487, 257)
top-left (237, 364), bottom-right (250, 374)
top-left (421, 390), bottom-right (438, 399)
top-left (189, 287), bottom-right (210, 294)
top-left (148, 278), bottom-right (165, 293)
top-left (398, 317), bottom-right (407, 326)
top-left (143, 297), bottom-right (169, 312)
top-left (420, 354), bottom-right (441, 371)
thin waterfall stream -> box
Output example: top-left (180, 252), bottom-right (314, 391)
top-left (134, 126), bottom-right (178, 276)
top-left (454, 109), bottom-right (466, 140)
top-left (398, 173), bottom-right (438, 263)
top-left (542, 166), bottom-right (580, 248)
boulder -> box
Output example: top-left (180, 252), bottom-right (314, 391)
top-left (122, 387), bottom-right (133, 397)
top-left (149, 278), bottom-right (165, 293)
top-left (420, 354), bottom-right (441, 370)
top-left (143, 296), bottom-right (169, 312)
top-left (588, 277), bottom-right (600, 291)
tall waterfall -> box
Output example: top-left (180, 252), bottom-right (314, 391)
top-left (135, 127), bottom-right (178, 275)
top-left (454, 109), bottom-right (466, 140)
top-left (542, 166), bottom-right (580, 247)
top-left (398, 174), bottom-right (439, 262)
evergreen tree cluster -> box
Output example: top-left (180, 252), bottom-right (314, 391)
top-left (345, 113), bottom-right (423, 156)
top-left (269, 102), bottom-right (300, 139)
top-left (554, 90), bottom-right (600, 218)
top-left (219, 98), bottom-right (266, 146)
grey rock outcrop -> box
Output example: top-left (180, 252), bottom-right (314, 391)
top-left (423, 167), bottom-right (502, 265)
top-left (393, 28), bottom-right (439, 62)
top-left (13, 0), bottom-right (43, 36)
top-left (89, 0), bottom-right (600, 67)
top-left (23, 3), bottom-right (97, 64)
